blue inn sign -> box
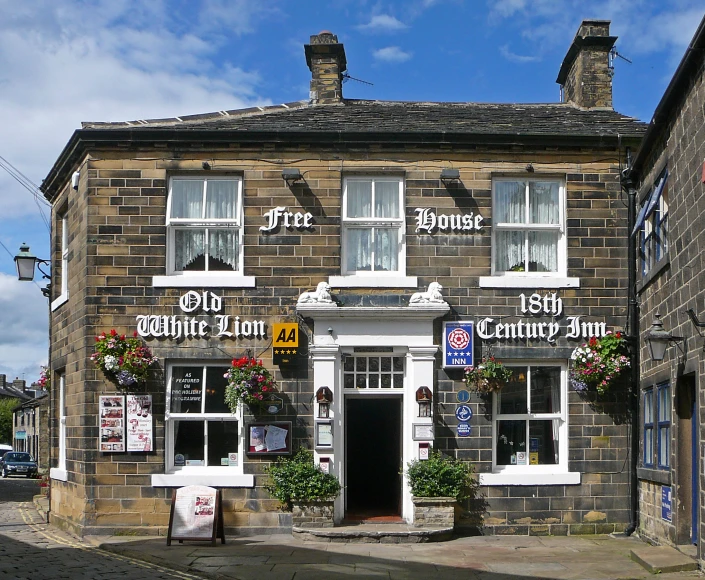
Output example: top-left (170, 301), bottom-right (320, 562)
top-left (443, 321), bottom-right (474, 368)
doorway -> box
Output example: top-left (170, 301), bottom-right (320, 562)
top-left (676, 373), bottom-right (698, 546)
top-left (345, 397), bottom-right (402, 520)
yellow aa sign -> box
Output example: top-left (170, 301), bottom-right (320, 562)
top-left (272, 323), bottom-right (299, 348)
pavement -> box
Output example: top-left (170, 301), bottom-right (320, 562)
top-left (34, 496), bottom-right (703, 579)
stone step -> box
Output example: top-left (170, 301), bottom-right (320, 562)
top-left (630, 545), bottom-right (698, 574)
top-left (293, 523), bottom-right (453, 543)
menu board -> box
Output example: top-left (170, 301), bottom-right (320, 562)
top-left (99, 396), bottom-right (125, 452)
top-left (167, 485), bottom-right (224, 546)
top-left (126, 394), bottom-right (153, 452)
top-left (247, 422), bottom-right (292, 455)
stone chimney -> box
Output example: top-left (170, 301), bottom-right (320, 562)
top-left (305, 31), bottom-right (347, 104)
top-left (556, 20), bottom-right (617, 109)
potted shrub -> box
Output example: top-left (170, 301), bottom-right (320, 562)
top-left (265, 448), bottom-right (341, 528)
top-left (464, 356), bottom-right (513, 394)
top-left (404, 450), bottom-right (475, 528)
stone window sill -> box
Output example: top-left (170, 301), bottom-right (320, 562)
top-left (329, 275), bottom-right (418, 288)
top-left (151, 473), bottom-right (254, 487)
top-left (152, 275), bottom-right (256, 288)
top-left (479, 276), bottom-right (579, 289)
top-left (479, 472), bottom-right (580, 486)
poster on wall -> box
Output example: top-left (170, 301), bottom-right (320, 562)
top-left (166, 485), bottom-right (225, 546)
top-left (126, 394), bottom-right (153, 452)
top-left (246, 422), bottom-right (292, 455)
top-left (99, 396), bottom-right (125, 452)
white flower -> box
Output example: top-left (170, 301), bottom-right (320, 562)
top-left (104, 355), bottom-right (118, 371)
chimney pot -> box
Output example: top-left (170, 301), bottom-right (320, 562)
top-left (557, 19), bottom-right (617, 109)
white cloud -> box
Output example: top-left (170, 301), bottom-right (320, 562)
top-left (373, 46), bottom-right (413, 63)
top-left (357, 15), bottom-right (408, 33)
top-left (0, 273), bottom-right (48, 382)
top-left (499, 44), bottom-right (540, 63)
top-left (489, 0), bottom-right (527, 19)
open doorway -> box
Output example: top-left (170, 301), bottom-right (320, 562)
top-left (345, 397), bottom-right (402, 521)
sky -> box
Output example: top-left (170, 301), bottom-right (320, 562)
top-left (0, 0), bottom-right (702, 384)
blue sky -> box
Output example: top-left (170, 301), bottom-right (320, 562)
top-left (0, 0), bottom-right (702, 382)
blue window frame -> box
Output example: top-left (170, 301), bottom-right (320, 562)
top-left (643, 388), bottom-right (654, 467)
top-left (638, 169), bottom-right (669, 276)
top-left (657, 382), bottom-right (671, 469)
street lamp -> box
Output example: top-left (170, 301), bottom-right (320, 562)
top-left (14, 243), bottom-right (51, 297)
top-left (645, 314), bottom-right (683, 361)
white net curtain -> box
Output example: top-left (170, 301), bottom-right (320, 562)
top-left (495, 181), bottom-right (560, 273)
top-left (170, 179), bottom-right (240, 272)
top-left (345, 180), bottom-right (400, 272)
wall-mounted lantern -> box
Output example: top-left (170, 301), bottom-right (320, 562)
top-left (645, 313), bottom-right (683, 362)
top-left (316, 386), bottom-right (333, 418)
top-left (416, 386), bottom-right (432, 417)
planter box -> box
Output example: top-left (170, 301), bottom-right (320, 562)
top-left (292, 500), bottom-right (335, 528)
top-left (412, 496), bottom-right (456, 528)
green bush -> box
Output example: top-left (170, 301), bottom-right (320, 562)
top-left (265, 448), bottom-right (341, 508)
top-left (405, 450), bottom-right (476, 501)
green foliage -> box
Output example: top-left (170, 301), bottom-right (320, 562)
top-left (0, 398), bottom-right (19, 444)
top-left (405, 450), bottom-right (476, 501)
top-left (264, 448), bottom-right (341, 508)
top-left (464, 356), bottom-right (513, 393)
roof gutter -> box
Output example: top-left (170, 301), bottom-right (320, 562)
top-left (41, 127), bottom-right (643, 201)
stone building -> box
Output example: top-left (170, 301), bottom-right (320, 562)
top-left (40, 21), bottom-right (645, 537)
top-left (12, 393), bottom-right (49, 469)
top-left (625, 14), bottom-right (705, 558)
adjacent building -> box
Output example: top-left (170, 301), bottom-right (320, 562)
top-left (626, 14), bottom-right (705, 560)
top-left (39, 21), bottom-right (645, 537)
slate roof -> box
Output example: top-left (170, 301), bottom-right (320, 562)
top-left (82, 99), bottom-right (645, 138)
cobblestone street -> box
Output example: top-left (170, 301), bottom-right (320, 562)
top-left (0, 479), bottom-right (202, 579)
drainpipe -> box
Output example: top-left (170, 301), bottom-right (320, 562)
top-left (621, 148), bottom-right (640, 536)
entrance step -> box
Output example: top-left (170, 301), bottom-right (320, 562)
top-left (293, 522), bottom-right (453, 543)
top-left (630, 545), bottom-right (698, 574)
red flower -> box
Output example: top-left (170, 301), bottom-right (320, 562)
top-left (110, 329), bottom-right (118, 336)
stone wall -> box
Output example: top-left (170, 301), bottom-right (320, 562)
top-left (47, 143), bottom-right (632, 536)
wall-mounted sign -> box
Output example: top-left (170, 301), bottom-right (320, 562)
top-left (99, 396), bottom-right (125, 452)
top-left (443, 322), bottom-right (474, 368)
top-left (455, 405), bottom-right (472, 422)
top-left (260, 207), bottom-right (314, 232)
top-left (456, 389), bottom-right (470, 403)
top-left (661, 486), bottom-right (672, 522)
top-left (414, 208), bottom-right (484, 233)
top-left (457, 422), bottom-right (471, 437)
top-left (476, 293), bottom-right (608, 342)
top-left (272, 323), bottom-right (299, 365)
top-left (136, 291), bottom-right (266, 341)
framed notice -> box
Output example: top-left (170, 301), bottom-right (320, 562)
top-left (167, 485), bottom-right (225, 546)
top-left (315, 421), bottom-right (333, 448)
top-left (126, 394), bottom-right (153, 452)
top-left (99, 395), bottom-right (125, 452)
top-left (246, 422), bottom-right (292, 455)
top-left (413, 423), bottom-right (434, 441)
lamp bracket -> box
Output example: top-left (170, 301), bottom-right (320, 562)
top-left (686, 309), bottom-right (705, 328)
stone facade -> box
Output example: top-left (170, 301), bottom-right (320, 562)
top-left (40, 22), bottom-right (646, 538)
top-left (629, 15), bottom-right (705, 559)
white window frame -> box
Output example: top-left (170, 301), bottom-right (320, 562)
top-left (479, 362), bottom-right (580, 486)
top-left (480, 177), bottom-right (578, 289)
top-left (51, 215), bottom-right (69, 311)
top-left (332, 176), bottom-right (417, 288)
top-left (50, 372), bottom-right (67, 482)
top-left (153, 176), bottom-right (255, 288)
top-left (152, 362), bottom-right (253, 488)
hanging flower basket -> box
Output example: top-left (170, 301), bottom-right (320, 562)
top-left (464, 357), bottom-right (513, 394)
top-left (91, 330), bottom-right (158, 388)
top-left (570, 332), bottom-right (630, 395)
top-left (224, 357), bottom-right (277, 413)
